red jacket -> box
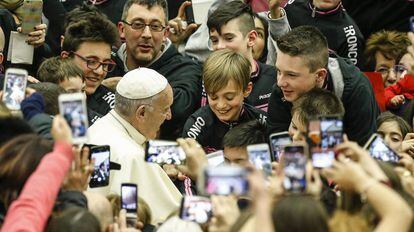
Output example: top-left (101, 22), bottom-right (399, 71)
top-left (1, 141), bottom-right (73, 232)
top-left (385, 74), bottom-right (414, 109)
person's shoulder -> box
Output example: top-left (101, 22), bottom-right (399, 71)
top-left (186, 105), bottom-right (215, 123)
top-left (242, 104), bottom-right (267, 123)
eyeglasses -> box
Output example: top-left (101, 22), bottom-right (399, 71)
top-left (122, 20), bottom-right (166, 32)
top-left (71, 52), bottom-right (116, 72)
top-left (377, 65), bottom-right (407, 78)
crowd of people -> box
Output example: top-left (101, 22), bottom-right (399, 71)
top-left (0, 0), bottom-right (414, 231)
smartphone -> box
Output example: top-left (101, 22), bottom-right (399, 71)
top-left (2, 68), bottom-right (28, 110)
top-left (247, 143), bottom-right (272, 176)
top-left (21, 0), bottom-right (43, 34)
top-left (58, 93), bottom-right (89, 144)
top-left (89, 145), bottom-right (110, 188)
top-left (179, 196), bottom-right (212, 224)
top-left (206, 150), bottom-right (225, 167)
top-left (364, 134), bottom-right (400, 164)
top-left (184, 2), bottom-right (195, 25)
top-left (282, 144), bottom-right (307, 193)
top-left (269, 132), bottom-right (292, 162)
top-left (410, 16), bottom-right (414, 32)
top-left (308, 115), bottom-right (343, 168)
top-left (200, 165), bottom-right (249, 196)
top-left (121, 183), bottom-right (138, 226)
top-left (145, 140), bottom-right (186, 165)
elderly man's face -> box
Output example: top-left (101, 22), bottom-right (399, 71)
top-left (140, 85), bottom-right (173, 139)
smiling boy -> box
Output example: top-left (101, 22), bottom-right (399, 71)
top-left (182, 49), bottom-right (266, 152)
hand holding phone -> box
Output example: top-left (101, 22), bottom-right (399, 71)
top-left (364, 134), bottom-right (400, 164)
top-left (269, 132), bottom-right (292, 162)
top-left (58, 93), bottom-right (89, 144)
top-left (180, 196), bottom-right (212, 224)
top-left (282, 144), bottom-right (307, 193)
top-left (2, 68), bottom-right (28, 110)
top-left (121, 183), bottom-right (138, 227)
top-left (89, 145), bottom-right (110, 188)
top-left (145, 140), bottom-right (186, 165)
top-left (247, 143), bottom-right (272, 176)
top-left (199, 165), bottom-right (249, 196)
top-left (308, 115), bottom-right (343, 168)
top-left (21, 0), bottom-right (43, 34)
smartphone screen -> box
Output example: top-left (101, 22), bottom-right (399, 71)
top-left (180, 196), bottom-right (212, 224)
top-left (89, 146), bottom-right (110, 188)
top-left (121, 184), bottom-right (138, 213)
top-left (367, 135), bottom-right (400, 164)
top-left (2, 69), bottom-right (28, 110)
top-left (283, 145), bottom-right (307, 193)
top-left (269, 132), bottom-right (292, 162)
top-left (410, 16), bottom-right (414, 32)
top-left (309, 116), bottom-right (343, 168)
top-left (21, 0), bottom-right (43, 34)
top-left (145, 140), bottom-right (186, 165)
top-left (59, 93), bottom-right (88, 144)
top-left (203, 166), bottom-right (249, 196)
top-left (247, 144), bottom-right (272, 176)
top-left (184, 4), bottom-right (195, 24)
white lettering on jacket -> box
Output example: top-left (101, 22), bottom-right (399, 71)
top-left (187, 117), bottom-right (206, 138)
top-left (259, 93), bottom-right (271, 100)
top-left (102, 92), bottom-right (116, 108)
top-left (344, 25), bottom-right (358, 65)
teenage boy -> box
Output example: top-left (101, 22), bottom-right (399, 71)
top-left (288, 88), bottom-right (345, 142)
top-left (109, 0), bottom-right (202, 140)
top-left (61, 10), bottom-right (120, 122)
top-left (182, 49), bottom-right (266, 152)
top-left (37, 57), bottom-right (84, 93)
top-left (206, 0), bottom-right (276, 112)
top-left (267, 26), bottom-right (379, 145)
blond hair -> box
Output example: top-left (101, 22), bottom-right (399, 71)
top-left (203, 49), bottom-right (251, 95)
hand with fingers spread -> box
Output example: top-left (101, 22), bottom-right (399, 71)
top-left (62, 146), bottom-right (94, 191)
top-left (321, 155), bottom-right (371, 192)
top-left (168, 1), bottom-right (198, 46)
top-left (390, 95), bottom-right (405, 107)
top-left (336, 137), bottom-right (389, 182)
top-left (176, 138), bottom-right (208, 180)
top-left (209, 196), bottom-right (240, 232)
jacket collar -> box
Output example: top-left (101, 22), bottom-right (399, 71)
top-left (109, 110), bottom-right (147, 146)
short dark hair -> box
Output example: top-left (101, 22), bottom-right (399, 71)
top-left (223, 120), bottom-right (267, 148)
top-left (277, 25), bottom-right (329, 72)
top-left (64, 3), bottom-right (106, 29)
top-left (377, 111), bottom-right (412, 138)
top-left (0, 117), bottom-right (34, 146)
top-left (37, 57), bottom-right (84, 84)
top-left (28, 83), bottom-right (66, 115)
top-left (62, 15), bottom-right (119, 52)
top-left (292, 88), bottom-right (345, 127)
top-left (207, 0), bottom-right (254, 36)
top-left (122, 0), bottom-right (168, 22)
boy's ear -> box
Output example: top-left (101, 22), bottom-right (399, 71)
top-left (315, 68), bottom-right (328, 87)
top-left (61, 51), bottom-right (70, 58)
top-left (243, 82), bottom-right (253, 98)
top-left (247, 30), bottom-right (257, 48)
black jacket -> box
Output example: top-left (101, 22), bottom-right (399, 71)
top-left (285, 0), bottom-right (365, 69)
top-left (342, 0), bottom-right (414, 39)
top-left (183, 104), bottom-right (267, 152)
top-left (86, 85), bottom-right (115, 124)
top-left (246, 61), bottom-right (276, 112)
top-left (267, 53), bottom-right (380, 145)
top-left (109, 44), bottom-right (203, 140)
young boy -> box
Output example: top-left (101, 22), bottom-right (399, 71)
top-left (182, 49), bottom-right (267, 153)
top-left (288, 88), bottom-right (345, 142)
top-left (37, 56), bottom-right (84, 93)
